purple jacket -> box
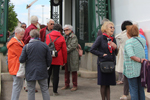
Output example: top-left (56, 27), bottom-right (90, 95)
top-left (141, 60), bottom-right (150, 92)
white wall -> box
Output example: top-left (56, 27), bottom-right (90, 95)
top-left (111, 0), bottom-right (150, 59)
top-left (112, 0), bottom-right (150, 34)
top-left (72, 0), bottom-right (76, 33)
top-left (63, 0), bottom-right (72, 26)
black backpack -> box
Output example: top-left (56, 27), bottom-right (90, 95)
top-left (48, 35), bottom-right (59, 57)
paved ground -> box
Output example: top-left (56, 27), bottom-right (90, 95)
top-left (1, 71), bottom-right (150, 100)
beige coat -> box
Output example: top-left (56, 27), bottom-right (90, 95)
top-left (115, 30), bottom-right (128, 73)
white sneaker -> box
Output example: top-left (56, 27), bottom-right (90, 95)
top-left (120, 95), bottom-right (127, 99)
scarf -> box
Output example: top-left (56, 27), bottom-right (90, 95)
top-left (65, 32), bottom-right (72, 40)
top-left (103, 33), bottom-right (114, 53)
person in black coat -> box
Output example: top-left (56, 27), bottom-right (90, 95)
top-left (19, 29), bottom-right (52, 100)
top-left (90, 21), bottom-right (118, 100)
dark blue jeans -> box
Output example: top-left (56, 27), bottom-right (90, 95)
top-left (128, 76), bottom-right (145, 100)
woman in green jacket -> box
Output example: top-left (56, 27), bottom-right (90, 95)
top-left (61, 24), bottom-right (79, 91)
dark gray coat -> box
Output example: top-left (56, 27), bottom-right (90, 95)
top-left (19, 39), bottom-right (52, 81)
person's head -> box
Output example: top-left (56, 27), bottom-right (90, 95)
top-left (30, 29), bottom-right (40, 39)
top-left (53, 24), bottom-right (63, 34)
top-left (101, 18), bottom-right (110, 25)
top-left (47, 19), bottom-right (55, 30)
top-left (31, 15), bottom-right (38, 26)
top-left (15, 27), bottom-right (25, 41)
top-left (63, 24), bottom-right (73, 35)
top-left (126, 25), bottom-right (139, 38)
top-left (21, 23), bottom-right (27, 30)
top-left (40, 24), bottom-right (46, 29)
top-left (132, 21), bottom-right (139, 28)
top-left (121, 21), bottom-right (132, 31)
top-left (101, 21), bottom-right (115, 36)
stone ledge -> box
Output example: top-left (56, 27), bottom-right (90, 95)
top-left (1, 73), bottom-right (13, 81)
top-left (78, 68), bottom-right (97, 78)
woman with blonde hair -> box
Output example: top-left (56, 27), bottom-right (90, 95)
top-left (90, 21), bottom-right (118, 100)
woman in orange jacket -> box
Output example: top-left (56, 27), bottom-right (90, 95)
top-left (7, 27), bottom-right (25, 100)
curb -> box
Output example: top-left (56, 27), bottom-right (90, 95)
top-left (78, 68), bottom-right (97, 78)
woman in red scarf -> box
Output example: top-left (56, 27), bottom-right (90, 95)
top-left (90, 21), bottom-right (118, 100)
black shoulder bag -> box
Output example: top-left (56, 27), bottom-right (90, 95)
top-left (99, 38), bottom-right (115, 73)
top-left (99, 62), bottom-right (115, 73)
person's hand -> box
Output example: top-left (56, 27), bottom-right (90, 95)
top-left (103, 54), bottom-right (107, 57)
top-left (63, 63), bottom-right (66, 66)
top-left (141, 58), bottom-right (147, 63)
top-left (109, 41), bottom-right (117, 49)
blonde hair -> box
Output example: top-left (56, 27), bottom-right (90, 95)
top-left (101, 21), bottom-right (114, 33)
top-left (126, 25), bottom-right (139, 37)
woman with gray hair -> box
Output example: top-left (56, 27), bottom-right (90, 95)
top-left (19, 29), bottom-right (52, 100)
top-left (61, 24), bottom-right (79, 91)
top-left (7, 27), bottom-right (25, 100)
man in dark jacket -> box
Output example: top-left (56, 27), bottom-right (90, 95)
top-left (19, 29), bottom-right (52, 100)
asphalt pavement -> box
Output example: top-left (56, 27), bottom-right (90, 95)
top-left (1, 70), bottom-right (150, 100)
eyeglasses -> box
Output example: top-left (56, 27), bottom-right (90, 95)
top-left (21, 26), bottom-right (26, 28)
top-left (51, 23), bottom-right (55, 25)
top-left (110, 27), bottom-right (115, 29)
top-left (64, 29), bottom-right (70, 32)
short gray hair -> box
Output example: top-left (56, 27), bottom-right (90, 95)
top-left (31, 15), bottom-right (38, 24)
top-left (47, 19), bottom-right (54, 24)
top-left (15, 27), bottom-right (25, 34)
top-left (63, 24), bottom-right (73, 31)
top-left (30, 29), bottom-right (39, 38)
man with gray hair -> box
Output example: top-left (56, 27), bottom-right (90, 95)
top-left (7, 27), bottom-right (25, 100)
top-left (40, 19), bottom-right (55, 42)
top-left (23, 15), bottom-right (39, 44)
top-left (20, 29), bottom-right (52, 100)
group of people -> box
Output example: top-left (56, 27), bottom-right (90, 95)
top-left (7, 14), bottom-right (148, 100)
top-left (90, 20), bottom-right (147, 100)
top-left (7, 15), bottom-right (80, 100)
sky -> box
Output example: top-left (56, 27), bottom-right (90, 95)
top-left (10, 0), bottom-right (50, 26)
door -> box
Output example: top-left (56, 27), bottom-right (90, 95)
top-left (76, 0), bottom-right (88, 53)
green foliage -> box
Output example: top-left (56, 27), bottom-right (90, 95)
top-left (8, 3), bottom-right (18, 32)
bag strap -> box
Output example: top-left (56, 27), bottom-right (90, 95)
top-left (26, 44), bottom-right (28, 53)
top-left (49, 35), bottom-right (59, 43)
top-left (49, 35), bottom-right (61, 52)
top-left (134, 37), bottom-right (144, 48)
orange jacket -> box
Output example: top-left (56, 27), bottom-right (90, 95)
top-left (7, 38), bottom-right (24, 75)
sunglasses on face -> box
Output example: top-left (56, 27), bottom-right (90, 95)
top-left (50, 23), bottom-right (55, 25)
top-left (110, 26), bottom-right (115, 29)
top-left (64, 29), bottom-right (70, 32)
top-left (21, 26), bottom-right (26, 28)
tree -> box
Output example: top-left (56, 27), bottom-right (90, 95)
top-left (8, 2), bottom-right (18, 32)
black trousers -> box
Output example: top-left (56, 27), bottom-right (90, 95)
top-left (47, 65), bottom-right (60, 93)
